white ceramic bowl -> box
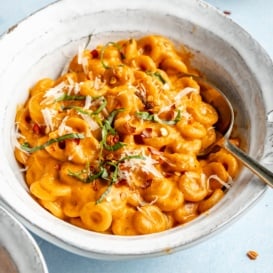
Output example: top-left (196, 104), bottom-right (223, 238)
top-left (0, 0), bottom-right (272, 260)
top-left (0, 206), bottom-right (48, 273)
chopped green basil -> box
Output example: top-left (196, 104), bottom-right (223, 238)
top-left (146, 71), bottom-right (166, 84)
top-left (63, 97), bottom-right (107, 116)
top-left (101, 108), bottom-right (125, 151)
top-left (21, 133), bottom-right (85, 153)
top-left (136, 110), bottom-right (181, 125)
top-left (95, 185), bottom-right (113, 204)
top-left (100, 42), bottom-right (123, 69)
top-left (55, 94), bottom-right (86, 102)
top-left (95, 154), bottom-right (145, 203)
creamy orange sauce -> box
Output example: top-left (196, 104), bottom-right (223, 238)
top-left (14, 35), bottom-right (239, 235)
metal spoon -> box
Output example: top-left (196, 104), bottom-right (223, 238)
top-left (195, 77), bottom-right (273, 187)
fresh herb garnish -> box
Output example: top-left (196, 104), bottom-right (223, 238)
top-left (92, 97), bottom-right (107, 115)
top-left (21, 133), bottom-right (85, 153)
top-left (136, 111), bottom-right (154, 121)
top-left (100, 42), bottom-right (124, 69)
top-left (63, 97), bottom-right (107, 127)
top-left (68, 164), bottom-right (107, 183)
top-left (100, 108), bottom-right (125, 151)
top-left (63, 104), bottom-right (124, 151)
top-left (95, 154), bottom-right (144, 203)
top-left (146, 71), bottom-right (166, 84)
top-left (67, 108), bottom-right (127, 183)
top-left (68, 154), bottom-right (144, 203)
top-left (136, 110), bottom-right (181, 125)
top-left (55, 94), bottom-right (86, 102)
top-left (63, 106), bottom-right (92, 115)
top-left (96, 185), bottom-right (113, 204)
top-left (63, 97), bottom-right (107, 115)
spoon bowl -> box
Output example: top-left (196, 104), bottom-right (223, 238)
top-left (196, 77), bottom-right (273, 187)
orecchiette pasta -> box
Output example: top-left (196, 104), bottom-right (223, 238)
top-left (14, 35), bottom-right (240, 235)
top-left (133, 205), bottom-right (170, 234)
top-left (80, 201), bottom-right (112, 232)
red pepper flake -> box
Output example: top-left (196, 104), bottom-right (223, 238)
top-left (72, 138), bottom-right (81, 145)
top-left (134, 135), bottom-right (144, 144)
top-left (54, 164), bottom-right (61, 170)
top-left (141, 128), bottom-right (153, 138)
top-left (92, 180), bottom-right (99, 191)
top-left (123, 122), bottom-right (136, 134)
top-left (106, 134), bottom-right (119, 145)
top-left (32, 123), bottom-right (41, 134)
top-left (115, 179), bottom-right (128, 187)
top-left (91, 49), bottom-right (99, 58)
top-left (164, 172), bottom-right (173, 178)
top-left (58, 141), bottom-right (66, 149)
top-left (145, 101), bottom-right (154, 110)
top-left (159, 145), bottom-right (167, 152)
top-left (140, 178), bottom-right (153, 189)
top-left (223, 10), bottom-right (231, 15)
top-left (120, 51), bottom-right (126, 60)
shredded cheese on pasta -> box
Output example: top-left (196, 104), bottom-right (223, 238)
top-left (14, 35), bottom-right (239, 235)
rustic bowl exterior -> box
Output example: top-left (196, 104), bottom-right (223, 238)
top-left (0, 207), bottom-right (48, 273)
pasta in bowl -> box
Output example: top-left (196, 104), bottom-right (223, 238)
top-left (14, 35), bottom-right (239, 235)
top-left (0, 0), bottom-right (271, 259)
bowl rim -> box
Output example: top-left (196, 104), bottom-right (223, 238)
top-left (0, 0), bottom-right (272, 260)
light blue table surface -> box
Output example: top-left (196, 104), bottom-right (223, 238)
top-left (1, 1), bottom-right (273, 272)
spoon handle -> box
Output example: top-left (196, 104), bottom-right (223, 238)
top-left (224, 140), bottom-right (273, 187)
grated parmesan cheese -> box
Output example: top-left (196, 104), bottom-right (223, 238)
top-left (77, 44), bottom-right (89, 74)
top-left (160, 127), bottom-right (168, 136)
top-left (65, 75), bottom-right (82, 95)
top-left (156, 87), bottom-right (196, 119)
top-left (207, 174), bottom-right (233, 189)
top-left (119, 149), bottom-right (163, 180)
top-left (13, 137), bottom-right (28, 155)
top-left (180, 110), bottom-right (192, 121)
top-left (136, 206), bottom-right (158, 225)
top-left (74, 82), bottom-right (81, 94)
top-left (12, 123), bottom-right (30, 156)
top-left (13, 123), bottom-right (25, 140)
top-left (93, 76), bottom-right (105, 90)
top-left (58, 117), bottom-right (73, 136)
top-left (41, 107), bottom-right (57, 132)
top-left (42, 82), bottom-right (66, 105)
top-left (79, 113), bottom-right (99, 132)
top-left (137, 196), bottom-right (159, 207)
top-left (174, 87), bottom-right (199, 102)
top-left (66, 76), bottom-right (75, 94)
top-left (84, 95), bottom-right (92, 109)
top-left (163, 83), bottom-right (170, 90)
